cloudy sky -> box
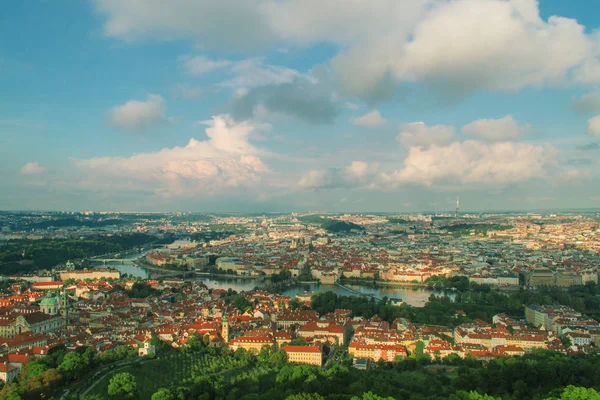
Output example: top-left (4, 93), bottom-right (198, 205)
top-left (1, 0), bottom-right (600, 212)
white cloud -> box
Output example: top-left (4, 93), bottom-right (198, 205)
top-left (91, 0), bottom-right (275, 49)
top-left (397, 122), bottom-right (455, 149)
top-left (20, 162), bottom-right (46, 176)
top-left (350, 110), bottom-right (386, 127)
top-left (572, 92), bottom-right (600, 114)
top-left (384, 141), bottom-right (554, 188)
top-left (228, 65), bottom-right (339, 124)
top-left (93, 0), bottom-right (600, 101)
top-left (78, 115), bottom-right (269, 197)
top-left (221, 57), bottom-right (303, 89)
top-left (109, 94), bottom-right (166, 132)
top-left (588, 115), bottom-right (600, 137)
top-left (332, 0), bottom-right (595, 100)
top-left (462, 115), bottom-right (531, 142)
top-left (180, 55), bottom-right (231, 76)
top-left (298, 161), bottom-right (380, 190)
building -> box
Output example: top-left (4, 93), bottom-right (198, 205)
top-left (296, 321), bottom-right (348, 345)
top-left (138, 341), bottom-right (156, 357)
top-left (222, 316), bottom-right (229, 343)
top-left (0, 312), bottom-right (64, 338)
top-left (0, 362), bottom-right (20, 383)
top-left (528, 268), bottom-right (555, 287)
top-left (31, 281), bottom-right (64, 291)
top-left (348, 343), bottom-right (407, 362)
top-left (59, 269), bottom-right (120, 281)
top-left (282, 344), bottom-right (323, 367)
top-left (229, 335), bottom-right (274, 354)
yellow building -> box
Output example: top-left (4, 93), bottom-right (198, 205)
top-left (229, 335), bottom-right (274, 354)
top-left (282, 345), bottom-right (323, 367)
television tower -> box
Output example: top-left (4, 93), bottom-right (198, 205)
top-left (455, 196), bottom-right (460, 218)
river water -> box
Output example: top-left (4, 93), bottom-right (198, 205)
top-left (92, 260), bottom-right (454, 306)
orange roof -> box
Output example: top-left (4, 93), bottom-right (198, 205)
top-left (282, 345), bottom-right (321, 353)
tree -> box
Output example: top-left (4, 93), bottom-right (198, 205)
top-left (546, 386), bottom-right (600, 400)
top-left (258, 345), bottom-right (272, 363)
top-left (108, 372), bottom-right (138, 399)
top-left (152, 388), bottom-right (175, 400)
top-left (24, 359), bottom-right (48, 379)
top-left (450, 391), bottom-right (501, 400)
top-left (351, 392), bottom-right (395, 400)
top-left (186, 333), bottom-right (205, 351)
top-left (269, 350), bottom-right (288, 366)
top-left (231, 295), bottom-right (252, 313)
top-left (285, 394), bottom-right (325, 400)
top-left (58, 352), bottom-right (87, 380)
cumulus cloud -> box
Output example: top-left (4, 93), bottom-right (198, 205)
top-left (109, 94), bottom-right (167, 132)
top-left (93, 0), bottom-right (600, 101)
top-left (350, 110), bottom-right (386, 127)
top-left (20, 162), bottom-right (46, 176)
top-left (462, 115), bottom-right (532, 141)
top-left (384, 141), bottom-right (554, 188)
top-left (221, 57), bottom-right (303, 89)
top-left (588, 115), bottom-right (600, 137)
top-left (298, 161), bottom-right (380, 190)
top-left (180, 55), bottom-right (231, 76)
top-left (397, 122), bottom-right (455, 149)
top-left (91, 0), bottom-right (275, 50)
top-left (572, 92), bottom-right (600, 114)
top-left (331, 0), bottom-right (595, 100)
top-left (77, 115), bottom-right (269, 197)
top-left (228, 65), bottom-right (339, 124)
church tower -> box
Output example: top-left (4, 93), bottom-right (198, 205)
top-left (222, 315), bottom-right (229, 343)
top-left (40, 291), bottom-right (58, 315)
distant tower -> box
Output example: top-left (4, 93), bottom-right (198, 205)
top-left (222, 315), bottom-right (229, 343)
top-left (455, 197), bottom-right (460, 218)
top-left (62, 288), bottom-right (69, 325)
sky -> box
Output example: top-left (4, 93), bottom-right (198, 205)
top-left (1, 0), bottom-right (600, 213)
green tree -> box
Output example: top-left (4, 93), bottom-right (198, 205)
top-left (546, 386), bottom-right (600, 400)
top-left (351, 392), bottom-right (395, 400)
top-left (152, 388), bottom-right (175, 400)
top-left (269, 350), bottom-right (288, 366)
top-left (58, 352), bottom-right (87, 380)
top-left (450, 391), bottom-right (501, 400)
top-left (258, 345), bottom-right (272, 363)
top-left (24, 359), bottom-right (48, 378)
top-left (285, 394), bottom-right (325, 400)
top-left (108, 372), bottom-right (138, 399)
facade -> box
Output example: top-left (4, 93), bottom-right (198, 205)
top-left (138, 341), bottom-right (156, 357)
top-left (0, 312), bottom-right (64, 338)
top-left (348, 343), bottom-right (407, 362)
top-left (282, 345), bottom-right (323, 367)
top-left (0, 362), bottom-right (20, 383)
top-left (229, 335), bottom-right (274, 354)
top-left (59, 269), bottom-right (120, 281)
top-left (296, 321), bottom-right (348, 345)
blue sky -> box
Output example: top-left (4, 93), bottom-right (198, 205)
top-left (1, 0), bottom-right (599, 212)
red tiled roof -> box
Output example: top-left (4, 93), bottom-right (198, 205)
top-left (282, 345), bottom-right (321, 353)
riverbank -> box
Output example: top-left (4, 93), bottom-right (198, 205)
top-left (340, 278), bottom-right (427, 289)
top-left (194, 271), bottom-right (264, 280)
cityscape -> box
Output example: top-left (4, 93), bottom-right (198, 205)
top-left (3, 0), bottom-right (600, 399)
top-left (0, 211), bottom-right (599, 399)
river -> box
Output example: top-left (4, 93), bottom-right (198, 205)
top-left (92, 261), bottom-right (454, 306)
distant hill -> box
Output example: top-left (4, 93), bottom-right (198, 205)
top-left (322, 220), bottom-right (364, 233)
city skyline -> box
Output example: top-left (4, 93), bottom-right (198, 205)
top-left (2, 0), bottom-right (600, 212)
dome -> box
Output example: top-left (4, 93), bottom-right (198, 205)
top-left (40, 292), bottom-right (58, 306)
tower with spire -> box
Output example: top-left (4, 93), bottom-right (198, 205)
top-left (222, 315), bottom-right (229, 343)
top-left (455, 197), bottom-right (460, 218)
